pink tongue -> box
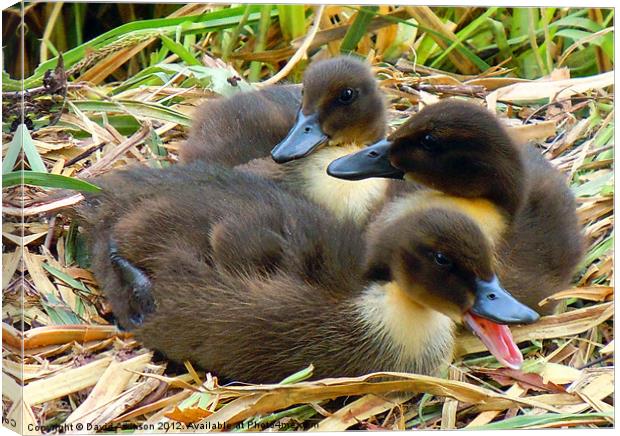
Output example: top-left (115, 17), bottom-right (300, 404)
top-left (463, 311), bottom-right (523, 369)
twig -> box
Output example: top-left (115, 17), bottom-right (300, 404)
top-left (43, 215), bottom-right (57, 251)
top-left (64, 142), bottom-right (107, 167)
top-left (415, 83), bottom-right (486, 97)
top-left (577, 355), bottom-right (613, 370)
top-left (257, 5), bottom-right (325, 87)
top-left (3, 194), bottom-right (85, 217)
top-left (1, 84), bottom-right (86, 101)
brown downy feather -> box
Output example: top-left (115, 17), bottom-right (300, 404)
top-left (180, 85), bottom-right (301, 166)
top-left (77, 163), bottom-right (517, 383)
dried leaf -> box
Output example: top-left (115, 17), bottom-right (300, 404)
top-left (475, 368), bottom-right (566, 393)
top-left (539, 286), bottom-right (614, 306)
top-left (487, 71), bottom-right (614, 103)
top-left (311, 392), bottom-right (413, 432)
top-left (66, 353), bottom-right (153, 426)
top-left (23, 356), bottom-right (114, 405)
top-left (165, 406), bottom-right (213, 424)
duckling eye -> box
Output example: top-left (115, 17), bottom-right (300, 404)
top-left (433, 252), bottom-right (452, 267)
top-left (420, 133), bottom-right (437, 151)
top-left (338, 87), bottom-right (357, 105)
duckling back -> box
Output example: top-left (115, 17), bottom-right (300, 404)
top-left (77, 163), bottom-right (366, 329)
top-left (497, 146), bottom-right (584, 313)
top-left (77, 163), bottom-right (456, 382)
top-left (180, 85), bottom-right (301, 167)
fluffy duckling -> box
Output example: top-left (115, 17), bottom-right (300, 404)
top-left (328, 99), bottom-right (584, 313)
top-left (270, 56), bottom-right (394, 223)
top-left (78, 163), bottom-right (537, 383)
top-left (180, 85), bottom-right (301, 167)
top-left (178, 56), bottom-right (392, 224)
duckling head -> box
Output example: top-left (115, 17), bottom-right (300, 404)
top-left (328, 99), bottom-right (525, 215)
top-left (366, 206), bottom-right (539, 369)
top-left (271, 56), bottom-right (386, 163)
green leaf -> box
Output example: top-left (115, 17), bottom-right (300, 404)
top-left (556, 29), bottom-right (606, 46)
top-left (23, 5), bottom-right (277, 88)
top-left (468, 412), bottom-right (612, 430)
top-left (41, 293), bottom-right (82, 325)
top-left (572, 172), bottom-right (613, 197)
top-left (277, 5), bottom-right (306, 41)
top-left (159, 34), bottom-right (202, 66)
top-left (579, 234), bottom-right (613, 270)
top-left (20, 124), bottom-right (47, 173)
top-left (3, 171), bottom-right (102, 193)
top-left (2, 125), bottom-right (47, 174)
top-left (70, 99), bottom-right (192, 126)
top-left (278, 365), bottom-right (314, 384)
top-left (430, 7), bottom-right (498, 69)
top-left (2, 70), bottom-right (22, 92)
top-left (42, 262), bottom-right (92, 295)
top-left (340, 6), bottom-right (379, 54)
top-left (553, 16), bottom-right (602, 32)
top-left (2, 127), bottom-right (23, 174)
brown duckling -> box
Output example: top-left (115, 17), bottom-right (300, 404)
top-left (178, 56), bottom-right (392, 224)
top-left (78, 162), bottom-right (537, 382)
top-left (270, 56), bottom-right (395, 223)
top-left (328, 99), bottom-right (584, 313)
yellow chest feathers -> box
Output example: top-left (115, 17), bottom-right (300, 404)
top-left (381, 190), bottom-right (508, 247)
top-left (355, 282), bottom-right (455, 372)
top-left (298, 145), bottom-right (388, 223)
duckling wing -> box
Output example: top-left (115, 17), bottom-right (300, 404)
top-left (180, 85), bottom-right (302, 167)
top-left (496, 146), bottom-right (584, 313)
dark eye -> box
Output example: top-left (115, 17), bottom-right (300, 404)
top-left (420, 133), bottom-right (437, 151)
top-left (338, 87), bottom-right (357, 105)
top-left (433, 252), bottom-right (452, 267)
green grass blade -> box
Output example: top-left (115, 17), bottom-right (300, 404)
top-left (3, 171), bottom-right (102, 193)
top-left (579, 233), bottom-right (613, 270)
top-left (42, 262), bottom-right (92, 295)
top-left (70, 100), bottom-right (192, 126)
top-left (2, 125), bottom-right (24, 174)
top-left (277, 5), bottom-right (306, 41)
top-left (20, 124), bottom-right (47, 173)
top-left (340, 6), bottom-right (379, 54)
top-left (41, 293), bottom-right (82, 325)
top-left (278, 365), bottom-right (314, 384)
top-left (429, 7), bottom-right (498, 69)
top-left (468, 412), bottom-right (613, 430)
top-left (26, 5), bottom-right (273, 87)
top-left (487, 18), bottom-right (513, 62)
top-left (159, 34), bottom-right (201, 66)
top-left (222, 5), bottom-right (252, 61)
top-left (249, 5), bottom-right (274, 82)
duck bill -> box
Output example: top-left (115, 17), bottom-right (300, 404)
top-left (472, 276), bottom-right (540, 325)
top-left (271, 110), bottom-right (328, 163)
top-left (463, 276), bottom-right (540, 370)
top-left (326, 139), bottom-right (404, 181)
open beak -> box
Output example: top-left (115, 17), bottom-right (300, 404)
top-left (463, 276), bottom-right (540, 370)
top-left (327, 139), bottom-right (405, 180)
top-left (271, 110), bottom-right (328, 164)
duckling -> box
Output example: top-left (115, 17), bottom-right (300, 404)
top-left (78, 162), bottom-right (537, 383)
top-left (180, 85), bottom-right (301, 167)
top-left (328, 99), bottom-right (584, 313)
top-left (179, 56), bottom-right (394, 223)
top-left (270, 56), bottom-right (395, 223)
